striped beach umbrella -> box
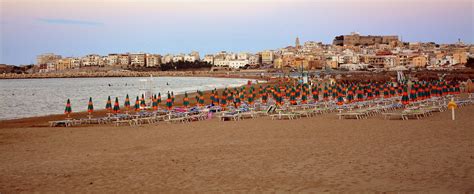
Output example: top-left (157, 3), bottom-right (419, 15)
top-left (134, 96), bottom-right (140, 111)
top-left (166, 92), bottom-right (173, 110)
top-left (356, 87), bottom-right (364, 102)
top-left (113, 97), bottom-right (120, 114)
top-left (312, 85), bottom-right (319, 102)
top-left (383, 86), bottom-right (390, 99)
top-left (366, 88), bottom-right (374, 101)
top-left (105, 96), bottom-right (112, 112)
top-left (210, 90), bottom-right (216, 105)
top-left (183, 92), bottom-right (190, 108)
top-left (227, 91), bottom-right (233, 106)
top-left (409, 87), bottom-right (417, 102)
top-left (336, 92), bottom-right (344, 105)
top-left (140, 94), bottom-right (146, 107)
top-left (261, 88), bottom-right (268, 104)
top-left (234, 92), bottom-right (241, 108)
top-left (347, 89), bottom-right (354, 103)
top-left (323, 86), bottom-right (329, 101)
top-left (247, 89), bottom-right (254, 105)
top-left (220, 90), bottom-right (227, 109)
top-left (64, 98), bottom-right (72, 117)
top-left (124, 94), bottom-right (130, 111)
top-left (87, 97), bottom-right (94, 114)
top-left (152, 94), bottom-right (158, 110)
top-left (157, 93), bottom-right (162, 104)
top-left (199, 91), bottom-right (205, 106)
top-left (401, 87), bottom-right (410, 105)
top-left (290, 87), bottom-right (297, 105)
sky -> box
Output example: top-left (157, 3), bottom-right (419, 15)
top-left (0, 0), bottom-right (473, 65)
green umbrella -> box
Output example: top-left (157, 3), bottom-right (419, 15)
top-left (113, 97), bottom-right (120, 113)
top-left (183, 92), bottom-right (190, 108)
top-left (105, 96), bottom-right (112, 112)
top-left (87, 97), bottom-right (94, 114)
top-left (166, 92), bottom-right (173, 110)
top-left (140, 94), bottom-right (146, 107)
top-left (124, 94), bottom-right (130, 110)
top-left (64, 98), bottom-right (72, 117)
top-left (134, 96), bottom-right (140, 111)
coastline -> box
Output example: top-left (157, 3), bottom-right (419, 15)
top-left (0, 80), bottom-right (273, 128)
top-left (0, 70), bottom-right (269, 80)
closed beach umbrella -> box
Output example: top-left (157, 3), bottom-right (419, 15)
top-left (183, 92), bottom-right (190, 108)
top-left (336, 92), bottom-right (344, 105)
top-left (247, 89), bottom-right (254, 105)
top-left (157, 93), bottom-right (162, 104)
top-left (105, 96), bottom-right (112, 112)
top-left (410, 87), bottom-right (417, 102)
top-left (401, 87), bottom-right (410, 105)
top-left (234, 93), bottom-right (241, 108)
top-left (64, 98), bottom-right (72, 117)
top-left (152, 94), bottom-right (158, 110)
top-left (261, 89), bottom-right (268, 104)
top-left (312, 85), bottom-right (319, 102)
top-left (134, 96), bottom-right (140, 111)
top-left (221, 90), bottom-right (227, 109)
top-left (347, 89), bottom-right (354, 103)
top-left (166, 92), bottom-right (173, 110)
top-left (140, 94), bottom-right (146, 107)
top-left (289, 88), bottom-right (296, 105)
top-left (210, 90), bottom-right (215, 105)
top-left (383, 86), bottom-right (390, 99)
top-left (113, 97), bottom-right (120, 113)
top-left (124, 94), bottom-right (130, 111)
top-left (87, 97), bottom-right (94, 114)
top-left (366, 88), bottom-right (373, 101)
top-left (323, 86), bottom-right (329, 101)
top-left (199, 91), bottom-right (204, 106)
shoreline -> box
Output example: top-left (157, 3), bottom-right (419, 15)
top-left (0, 80), bottom-right (273, 128)
top-left (0, 70), bottom-right (270, 80)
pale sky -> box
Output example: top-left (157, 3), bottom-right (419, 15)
top-left (1, 0), bottom-right (473, 65)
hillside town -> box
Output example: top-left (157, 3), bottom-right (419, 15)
top-left (2, 32), bottom-right (473, 75)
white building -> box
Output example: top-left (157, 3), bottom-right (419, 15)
top-left (203, 55), bottom-right (214, 64)
top-left (81, 54), bottom-right (101, 66)
top-left (107, 54), bottom-right (119, 66)
top-left (146, 54), bottom-right (161, 67)
top-left (184, 55), bottom-right (198, 62)
top-left (237, 52), bottom-right (249, 60)
top-left (214, 59), bottom-right (249, 69)
top-left (161, 54), bottom-right (173, 64)
top-left (130, 53), bottom-right (146, 67)
top-left (172, 55), bottom-right (184, 63)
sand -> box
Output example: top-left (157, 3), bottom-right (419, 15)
top-left (1, 104), bottom-right (473, 192)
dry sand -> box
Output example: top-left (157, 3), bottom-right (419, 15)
top-left (1, 106), bottom-right (474, 192)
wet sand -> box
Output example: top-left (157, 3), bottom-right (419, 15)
top-left (1, 105), bottom-right (473, 192)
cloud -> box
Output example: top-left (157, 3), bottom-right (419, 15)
top-left (37, 18), bottom-right (104, 26)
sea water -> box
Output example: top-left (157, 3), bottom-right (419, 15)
top-left (0, 77), bottom-right (253, 120)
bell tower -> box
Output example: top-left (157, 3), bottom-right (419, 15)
top-left (295, 37), bottom-right (301, 49)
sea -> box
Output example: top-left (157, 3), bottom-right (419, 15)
top-left (0, 77), bottom-right (255, 120)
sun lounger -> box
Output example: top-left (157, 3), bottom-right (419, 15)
top-left (382, 112), bottom-right (407, 120)
top-left (49, 120), bottom-right (74, 127)
top-left (336, 112), bottom-right (366, 120)
top-left (218, 112), bottom-right (241, 121)
top-left (270, 112), bottom-right (299, 120)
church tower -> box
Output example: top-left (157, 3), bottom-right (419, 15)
top-left (295, 37), bottom-right (301, 49)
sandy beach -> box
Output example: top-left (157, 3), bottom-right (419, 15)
top-left (1, 103), bottom-right (473, 192)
